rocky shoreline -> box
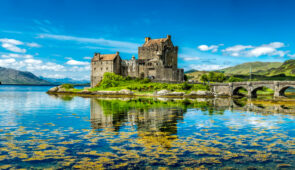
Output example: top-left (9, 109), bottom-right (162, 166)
top-left (47, 85), bottom-right (220, 98)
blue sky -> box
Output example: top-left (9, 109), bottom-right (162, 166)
top-left (1, 0), bottom-right (295, 80)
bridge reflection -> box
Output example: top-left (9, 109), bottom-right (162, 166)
top-left (90, 97), bottom-right (295, 132)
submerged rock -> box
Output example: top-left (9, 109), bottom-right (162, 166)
top-left (155, 90), bottom-right (170, 96)
top-left (196, 90), bottom-right (213, 96)
top-left (119, 89), bottom-right (134, 95)
top-left (169, 92), bottom-right (185, 96)
top-left (186, 90), bottom-right (213, 97)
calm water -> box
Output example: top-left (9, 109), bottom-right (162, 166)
top-left (0, 85), bottom-right (295, 169)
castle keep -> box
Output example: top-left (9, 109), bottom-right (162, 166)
top-left (91, 35), bottom-right (184, 87)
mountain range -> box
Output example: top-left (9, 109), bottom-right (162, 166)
top-left (186, 59), bottom-right (295, 81)
top-left (0, 67), bottom-right (89, 85)
top-left (0, 67), bottom-right (51, 85)
top-left (40, 76), bottom-right (90, 85)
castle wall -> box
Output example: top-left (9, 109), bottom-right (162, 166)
top-left (91, 58), bottom-right (119, 87)
top-left (91, 36), bottom-right (184, 86)
top-left (121, 58), bottom-right (139, 78)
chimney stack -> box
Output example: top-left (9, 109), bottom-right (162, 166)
top-left (116, 51), bottom-right (119, 55)
top-left (145, 37), bottom-right (151, 42)
top-left (167, 35), bottom-right (171, 40)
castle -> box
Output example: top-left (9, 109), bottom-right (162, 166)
top-left (91, 35), bottom-right (184, 87)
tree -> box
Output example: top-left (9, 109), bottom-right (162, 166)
top-left (201, 74), bottom-right (208, 83)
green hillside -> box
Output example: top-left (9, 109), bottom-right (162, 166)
top-left (0, 67), bottom-right (51, 85)
top-left (185, 71), bottom-right (211, 81)
top-left (266, 59), bottom-right (295, 76)
top-left (220, 62), bottom-right (282, 75)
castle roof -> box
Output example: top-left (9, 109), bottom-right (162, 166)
top-left (92, 53), bottom-right (119, 62)
top-left (142, 38), bottom-right (168, 47)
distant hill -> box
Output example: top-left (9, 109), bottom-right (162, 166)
top-left (265, 59), bottom-right (295, 76)
top-left (0, 67), bottom-right (51, 85)
top-left (184, 69), bottom-right (198, 74)
top-left (185, 70), bottom-right (211, 81)
top-left (220, 62), bottom-right (282, 75)
top-left (40, 77), bottom-right (90, 85)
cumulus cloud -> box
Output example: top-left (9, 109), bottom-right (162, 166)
top-left (0, 38), bottom-right (41, 53)
top-left (66, 59), bottom-right (90, 66)
top-left (0, 58), bottom-right (16, 66)
top-left (287, 54), bottom-right (295, 58)
top-left (1, 53), bottom-right (33, 59)
top-left (40, 73), bottom-right (66, 79)
top-left (24, 59), bottom-right (42, 64)
top-left (198, 44), bottom-right (222, 52)
top-left (38, 33), bottom-right (139, 54)
top-left (83, 56), bottom-right (92, 60)
top-left (0, 57), bottom-right (65, 72)
top-left (222, 42), bottom-right (287, 57)
top-left (26, 42), bottom-right (41, 48)
top-left (1, 43), bottom-right (26, 53)
top-left (189, 64), bottom-right (229, 71)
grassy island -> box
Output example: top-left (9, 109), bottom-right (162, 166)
top-left (89, 73), bottom-right (208, 94)
top-left (49, 73), bottom-right (210, 97)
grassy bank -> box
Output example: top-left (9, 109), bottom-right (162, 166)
top-left (62, 73), bottom-right (209, 95)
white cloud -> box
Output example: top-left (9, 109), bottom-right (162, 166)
top-left (222, 45), bottom-right (253, 53)
top-left (287, 54), bottom-right (295, 58)
top-left (26, 62), bottom-right (66, 72)
top-left (1, 53), bottom-right (33, 59)
top-left (38, 33), bottom-right (140, 54)
top-left (198, 44), bottom-right (220, 52)
top-left (83, 56), bottom-right (92, 60)
top-left (0, 38), bottom-right (23, 45)
top-left (26, 42), bottom-right (41, 48)
top-left (0, 38), bottom-right (41, 53)
top-left (0, 58), bottom-right (16, 67)
top-left (1, 43), bottom-right (26, 53)
top-left (222, 42), bottom-right (287, 57)
top-left (69, 65), bottom-right (90, 71)
top-left (66, 59), bottom-right (89, 66)
top-left (179, 54), bottom-right (200, 61)
top-left (24, 59), bottom-right (42, 64)
top-left (189, 64), bottom-right (229, 71)
top-left (40, 73), bottom-right (66, 79)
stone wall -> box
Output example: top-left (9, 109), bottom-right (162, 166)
top-left (91, 55), bottom-right (121, 87)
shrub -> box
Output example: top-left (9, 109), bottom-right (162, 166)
top-left (100, 72), bottom-right (124, 88)
top-left (181, 82), bottom-right (192, 90)
top-left (61, 83), bottom-right (74, 89)
top-left (228, 76), bottom-right (243, 82)
top-left (201, 72), bottom-right (226, 83)
top-left (142, 78), bottom-right (151, 83)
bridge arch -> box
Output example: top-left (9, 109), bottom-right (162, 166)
top-left (278, 85), bottom-right (295, 97)
top-left (251, 86), bottom-right (274, 98)
top-left (232, 86), bottom-right (248, 97)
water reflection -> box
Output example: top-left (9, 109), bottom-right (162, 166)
top-left (1, 91), bottom-right (295, 169)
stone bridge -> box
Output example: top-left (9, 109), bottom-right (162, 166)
top-left (210, 81), bottom-right (295, 98)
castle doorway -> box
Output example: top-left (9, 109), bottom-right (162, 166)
top-left (140, 73), bottom-right (145, 79)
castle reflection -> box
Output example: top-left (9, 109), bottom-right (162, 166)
top-left (90, 98), bottom-right (185, 134)
top-left (90, 98), bottom-right (187, 148)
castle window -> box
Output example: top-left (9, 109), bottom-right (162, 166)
top-left (106, 67), bottom-right (108, 70)
top-left (101, 67), bottom-right (103, 70)
top-left (94, 68), bottom-right (96, 71)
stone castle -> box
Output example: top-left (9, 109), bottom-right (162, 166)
top-left (91, 35), bottom-right (184, 87)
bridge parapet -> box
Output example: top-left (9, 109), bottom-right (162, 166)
top-left (210, 81), bottom-right (295, 98)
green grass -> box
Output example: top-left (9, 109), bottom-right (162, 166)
top-left (87, 73), bottom-right (209, 94)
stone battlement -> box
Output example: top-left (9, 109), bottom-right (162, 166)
top-left (91, 35), bottom-right (184, 87)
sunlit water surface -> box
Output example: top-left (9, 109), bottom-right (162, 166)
top-left (0, 85), bottom-right (295, 169)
